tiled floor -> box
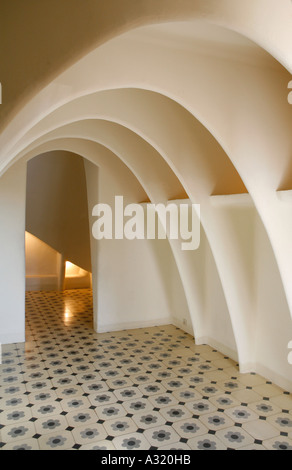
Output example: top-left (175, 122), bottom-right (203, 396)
top-left (0, 288), bottom-right (292, 451)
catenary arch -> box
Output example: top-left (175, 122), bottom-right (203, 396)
top-left (20, 136), bottom-right (210, 347)
top-left (1, 0), bottom-right (291, 133)
top-left (2, 23), bottom-right (292, 329)
top-left (2, 24), bottom-right (291, 328)
top-left (5, 41), bottom-right (291, 346)
top-left (1, 23), bottom-right (291, 371)
top-left (16, 108), bottom-right (255, 369)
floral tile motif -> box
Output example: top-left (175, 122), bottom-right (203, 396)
top-left (199, 411), bottom-right (234, 431)
top-left (148, 393), bottom-right (179, 409)
top-left (224, 406), bottom-right (259, 423)
top-left (172, 388), bottom-right (202, 403)
top-left (79, 440), bottom-right (116, 450)
top-left (188, 434), bottom-right (227, 451)
top-left (161, 378), bottom-right (189, 391)
top-left (72, 423), bottom-right (107, 445)
top-left (55, 385), bottom-right (85, 399)
top-left (267, 413), bottom-right (292, 432)
top-left (113, 386), bottom-right (143, 402)
top-left (138, 382), bottom-right (167, 396)
top-left (132, 410), bottom-right (166, 429)
top-left (30, 402), bottom-right (63, 419)
top-left (172, 418), bottom-right (208, 439)
top-left (28, 390), bottom-right (59, 405)
top-left (0, 407), bottom-right (32, 425)
top-left (0, 395), bottom-right (30, 410)
top-left (81, 381), bottom-right (109, 395)
top-left (159, 442), bottom-right (191, 450)
top-left (95, 403), bottom-right (127, 421)
top-left (103, 417), bottom-right (137, 437)
top-left (65, 409), bottom-right (99, 427)
top-left (185, 399), bottom-right (217, 416)
top-left (1, 421), bottom-right (36, 443)
top-left (159, 405), bottom-right (192, 423)
top-left (35, 414), bottom-right (69, 435)
top-left (1, 438), bottom-right (40, 451)
top-left (106, 377), bottom-right (134, 390)
top-left (87, 391), bottom-right (117, 407)
top-left (216, 426), bottom-right (254, 449)
top-left (60, 396), bottom-right (92, 413)
top-left (249, 400), bottom-right (282, 417)
top-left (263, 437), bottom-right (292, 451)
top-left (143, 425), bottom-right (180, 447)
top-left (113, 432), bottom-right (151, 450)
top-left (0, 289), bottom-right (289, 451)
top-left (38, 430), bottom-right (75, 450)
top-left (209, 394), bottom-right (241, 410)
top-left (122, 398), bottom-right (154, 414)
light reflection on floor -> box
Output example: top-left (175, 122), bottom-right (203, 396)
top-left (0, 289), bottom-right (291, 450)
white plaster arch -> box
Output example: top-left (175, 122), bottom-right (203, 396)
top-left (24, 138), bottom-right (194, 337)
top-left (0, 14), bottom-right (291, 386)
top-left (15, 105), bottom-right (253, 369)
top-left (2, 22), bottom-right (290, 351)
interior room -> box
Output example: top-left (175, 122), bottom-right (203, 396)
top-left (0, 0), bottom-right (291, 451)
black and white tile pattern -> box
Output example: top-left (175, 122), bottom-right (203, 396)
top-left (0, 288), bottom-right (291, 450)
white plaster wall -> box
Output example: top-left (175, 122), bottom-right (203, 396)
top-left (0, 160), bottom-right (26, 344)
top-left (95, 164), bottom-right (190, 333)
top-left (255, 212), bottom-right (292, 391)
top-left (202, 229), bottom-right (238, 361)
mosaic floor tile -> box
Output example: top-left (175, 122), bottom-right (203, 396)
top-left (0, 406), bottom-right (33, 425)
top-left (242, 419), bottom-right (281, 441)
top-left (65, 409), bottom-right (98, 427)
top-left (159, 404), bottom-right (192, 423)
top-left (185, 399), bottom-right (217, 416)
top-left (215, 426), bottom-right (255, 449)
top-left (34, 414), bottom-right (69, 435)
top-left (222, 403), bottom-right (253, 420)
top-left (188, 434), bottom-right (227, 450)
top-left (38, 430), bottom-right (75, 450)
top-left (1, 438), bottom-right (40, 451)
top-left (72, 423), bottom-right (107, 445)
top-left (172, 418), bottom-right (208, 438)
top-left (209, 394), bottom-right (241, 410)
top-left (132, 410), bottom-right (166, 429)
top-left (263, 436), bottom-right (292, 451)
top-left (60, 396), bottom-right (92, 413)
top-left (95, 403), bottom-right (127, 421)
top-left (249, 400), bottom-right (282, 417)
top-left (0, 289), bottom-right (290, 451)
top-left (199, 411), bottom-right (234, 431)
top-left (1, 421), bottom-right (37, 443)
top-left (122, 398), bottom-right (154, 414)
top-left (30, 401), bottom-right (63, 419)
top-left (143, 425), bottom-right (180, 447)
top-left (103, 417), bottom-right (137, 437)
top-left (159, 442), bottom-right (191, 450)
top-left (267, 413), bottom-right (292, 432)
top-left (79, 439), bottom-right (116, 450)
top-left (113, 432), bottom-right (151, 450)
